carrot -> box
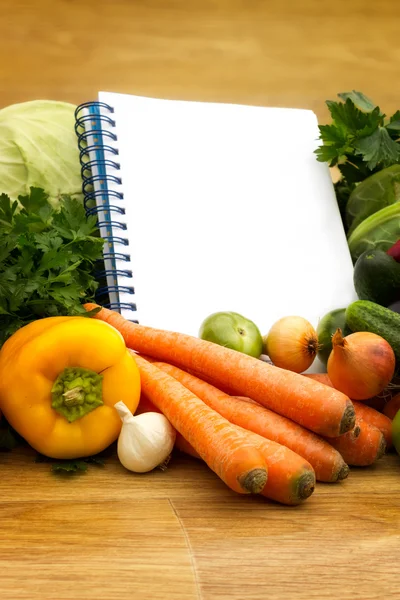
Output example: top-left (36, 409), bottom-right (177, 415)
top-left (304, 373), bottom-right (333, 386)
top-left (352, 402), bottom-right (392, 449)
top-left (135, 393), bottom-right (160, 415)
top-left (323, 418), bottom-right (386, 466)
top-left (131, 353), bottom-right (268, 495)
top-left (136, 367), bottom-right (315, 503)
top-left (174, 433), bottom-right (201, 459)
top-left (135, 393), bottom-right (201, 459)
top-left (160, 422), bottom-right (315, 505)
top-left (384, 393), bottom-right (400, 420)
top-left (237, 428), bottom-right (315, 505)
top-left (85, 304), bottom-right (355, 437)
top-left (154, 361), bottom-right (349, 483)
top-left (321, 422), bottom-right (361, 450)
top-left (304, 374), bottom-right (393, 448)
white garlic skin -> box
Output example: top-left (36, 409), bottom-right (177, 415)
top-left (116, 405), bottom-right (176, 473)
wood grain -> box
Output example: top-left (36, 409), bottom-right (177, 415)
top-left (1, 1), bottom-right (400, 598)
top-left (1, 0), bottom-right (400, 121)
top-left (1, 447), bottom-right (400, 600)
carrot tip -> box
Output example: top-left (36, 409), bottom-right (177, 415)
top-left (337, 464), bottom-right (350, 481)
top-left (295, 471), bottom-right (316, 503)
top-left (339, 401), bottom-right (356, 435)
top-left (376, 436), bottom-right (386, 461)
top-left (238, 468), bottom-right (268, 494)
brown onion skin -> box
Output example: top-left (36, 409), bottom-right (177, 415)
top-left (327, 331), bottom-right (396, 401)
top-left (264, 316), bottom-right (318, 374)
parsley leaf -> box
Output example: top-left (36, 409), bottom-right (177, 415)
top-left (387, 111), bottom-right (400, 132)
top-left (0, 187), bottom-right (104, 347)
top-left (337, 91), bottom-right (377, 113)
top-left (325, 100), bottom-right (382, 137)
top-left (354, 127), bottom-right (400, 170)
top-left (35, 452), bottom-right (107, 473)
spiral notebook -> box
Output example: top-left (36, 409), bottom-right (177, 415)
top-left (75, 91), bottom-right (357, 342)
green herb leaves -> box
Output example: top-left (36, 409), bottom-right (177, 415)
top-left (0, 187), bottom-right (104, 346)
top-left (316, 91), bottom-right (400, 234)
top-left (354, 127), bottom-right (400, 170)
top-left (315, 91), bottom-right (400, 172)
top-left (35, 453), bottom-right (106, 474)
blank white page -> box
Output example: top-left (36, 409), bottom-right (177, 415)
top-left (98, 91), bottom-right (357, 342)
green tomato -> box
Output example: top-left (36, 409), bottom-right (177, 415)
top-left (392, 410), bottom-right (400, 457)
top-left (198, 311), bottom-right (263, 358)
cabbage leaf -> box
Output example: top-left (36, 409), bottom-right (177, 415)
top-left (347, 202), bottom-right (400, 262)
top-left (0, 100), bottom-right (82, 208)
top-left (346, 164), bottom-right (400, 234)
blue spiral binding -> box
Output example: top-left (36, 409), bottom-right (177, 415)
top-left (75, 101), bottom-right (137, 318)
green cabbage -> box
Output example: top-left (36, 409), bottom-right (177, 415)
top-left (347, 202), bottom-right (400, 262)
top-left (0, 100), bottom-right (82, 208)
top-left (346, 164), bottom-right (400, 235)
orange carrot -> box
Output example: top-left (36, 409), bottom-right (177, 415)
top-left (321, 421), bottom-right (361, 449)
top-left (133, 355), bottom-right (315, 505)
top-left (237, 428), bottom-right (315, 505)
top-left (135, 393), bottom-right (201, 459)
top-left (131, 353), bottom-right (268, 495)
top-left (135, 393), bottom-right (160, 415)
top-left (174, 433), bottom-right (201, 459)
top-left (136, 368), bottom-right (315, 503)
top-left (160, 422), bottom-right (315, 505)
top-left (304, 374), bottom-right (393, 448)
top-left (85, 304), bottom-right (355, 437)
top-left (323, 419), bottom-right (386, 466)
top-left (304, 373), bottom-right (333, 386)
top-left (384, 393), bottom-right (400, 420)
top-left (352, 402), bottom-right (392, 449)
top-left (154, 361), bottom-right (349, 483)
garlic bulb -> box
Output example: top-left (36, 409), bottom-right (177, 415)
top-left (115, 401), bottom-right (176, 473)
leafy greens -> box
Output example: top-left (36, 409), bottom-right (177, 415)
top-left (35, 453), bottom-right (106, 474)
top-left (315, 91), bottom-right (400, 172)
top-left (315, 91), bottom-right (400, 231)
top-left (346, 164), bottom-right (400, 234)
top-left (0, 187), bottom-right (104, 346)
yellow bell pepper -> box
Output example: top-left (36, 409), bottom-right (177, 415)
top-left (0, 316), bottom-right (141, 459)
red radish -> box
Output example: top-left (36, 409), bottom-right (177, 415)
top-left (387, 239), bottom-right (400, 263)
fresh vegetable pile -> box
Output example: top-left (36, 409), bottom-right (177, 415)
top-left (0, 93), bottom-right (400, 504)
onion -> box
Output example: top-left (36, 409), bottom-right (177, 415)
top-left (263, 316), bottom-right (319, 373)
top-left (327, 329), bottom-right (396, 400)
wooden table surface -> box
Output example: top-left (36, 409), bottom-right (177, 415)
top-left (1, 1), bottom-right (400, 598)
top-left (1, 446), bottom-right (399, 600)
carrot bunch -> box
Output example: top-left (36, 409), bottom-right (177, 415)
top-left (85, 304), bottom-right (393, 506)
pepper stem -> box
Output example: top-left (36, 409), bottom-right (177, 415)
top-left (51, 367), bottom-right (103, 423)
top-left (63, 387), bottom-right (85, 407)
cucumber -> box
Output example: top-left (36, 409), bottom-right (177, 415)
top-left (317, 308), bottom-right (350, 366)
top-left (345, 300), bottom-right (400, 364)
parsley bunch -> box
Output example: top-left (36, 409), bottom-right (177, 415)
top-left (0, 187), bottom-right (104, 346)
top-left (315, 91), bottom-right (400, 223)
